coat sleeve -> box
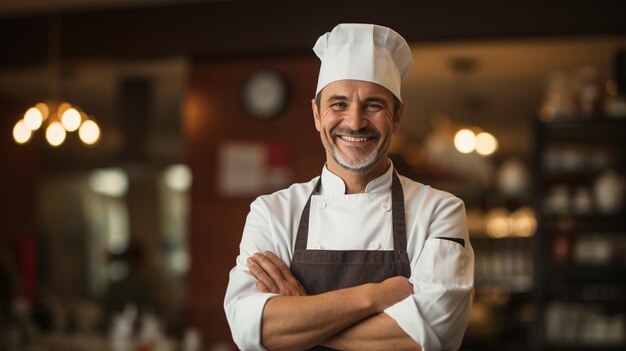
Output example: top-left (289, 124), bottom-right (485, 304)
top-left (224, 198), bottom-right (280, 351)
top-left (384, 194), bottom-right (474, 351)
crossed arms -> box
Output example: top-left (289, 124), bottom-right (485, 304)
top-left (225, 191), bottom-right (474, 351)
top-left (247, 251), bottom-right (421, 351)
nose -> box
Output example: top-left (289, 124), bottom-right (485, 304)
top-left (343, 105), bottom-right (368, 130)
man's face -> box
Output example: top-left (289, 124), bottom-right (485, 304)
top-left (312, 80), bottom-right (403, 174)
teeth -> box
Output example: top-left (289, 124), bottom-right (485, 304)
top-left (340, 136), bottom-right (369, 142)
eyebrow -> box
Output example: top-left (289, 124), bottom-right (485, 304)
top-left (326, 95), bottom-right (390, 106)
top-left (326, 95), bottom-right (348, 104)
top-left (363, 97), bottom-right (389, 106)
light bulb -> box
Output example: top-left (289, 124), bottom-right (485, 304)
top-left (23, 107), bottom-right (43, 130)
top-left (79, 120), bottom-right (100, 145)
top-left (486, 207), bottom-right (513, 238)
top-left (512, 207), bottom-right (536, 237)
top-left (475, 132), bottom-right (498, 156)
top-left (454, 129), bottom-right (476, 154)
top-left (13, 120), bottom-right (32, 144)
top-left (35, 102), bottom-right (49, 120)
top-left (61, 107), bottom-right (82, 131)
top-left (46, 121), bottom-right (66, 147)
top-left (57, 102), bottom-right (71, 117)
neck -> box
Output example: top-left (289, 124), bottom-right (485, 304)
top-left (327, 157), bottom-right (390, 194)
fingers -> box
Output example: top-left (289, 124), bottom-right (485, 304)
top-left (376, 276), bottom-right (414, 310)
top-left (262, 251), bottom-right (290, 273)
top-left (247, 251), bottom-right (308, 296)
top-left (256, 280), bottom-right (271, 293)
top-left (253, 252), bottom-right (288, 283)
top-left (247, 256), bottom-right (279, 293)
top-left (261, 252), bottom-right (307, 295)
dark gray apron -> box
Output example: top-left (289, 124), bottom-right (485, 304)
top-left (290, 171), bottom-right (411, 350)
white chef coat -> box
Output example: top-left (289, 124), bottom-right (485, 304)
top-left (224, 162), bottom-right (474, 351)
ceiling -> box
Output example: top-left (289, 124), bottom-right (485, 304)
top-left (0, 0), bottom-right (216, 16)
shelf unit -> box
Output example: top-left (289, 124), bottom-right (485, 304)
top-left (532, 117), bottom-right (626, 351)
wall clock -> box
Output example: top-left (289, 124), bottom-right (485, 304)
top-left (241, 69), bottom-right (289, 120)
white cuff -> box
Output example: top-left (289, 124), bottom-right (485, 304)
top-left (231, 292), bottom-right (278, 351)
top-left (384, 295), bottom-right (442, 351)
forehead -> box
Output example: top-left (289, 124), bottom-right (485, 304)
top-left (321, 80), bottom-right (395, 101)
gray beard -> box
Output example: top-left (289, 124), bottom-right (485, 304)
top-left (327, 135), bottom-right (390, 173)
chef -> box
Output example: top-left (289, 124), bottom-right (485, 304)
top-left (224, 23), bottom-right (474, 351)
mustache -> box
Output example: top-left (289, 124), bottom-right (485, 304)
top-left (331, 127), bottom-right (380, 138)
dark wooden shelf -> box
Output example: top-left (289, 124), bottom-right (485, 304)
top-left (545, 264), bottom-right (626, 284)
top-left (547, 283), bottom-right (626, 307)
top-left (538, 213), bottom-right (626, 232)
top-left (541, 171), bottom-right (613, 185)
top-left (540, 117), bottom-right (626, 144)
top-left (533, 117), bottom-right (626, 351)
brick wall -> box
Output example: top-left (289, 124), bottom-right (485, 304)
top-left (184, 56), bottom-right (324, 347)
top-left (0, 99), bottom-right (38, 303)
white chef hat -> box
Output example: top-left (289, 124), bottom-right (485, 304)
top-left (313, 23), bottom-right (413, 101)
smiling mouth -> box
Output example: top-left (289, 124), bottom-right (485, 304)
top-left (338, 135), bottom-right (375, 142)
top-left (332, 127), bottom-right (379, 143)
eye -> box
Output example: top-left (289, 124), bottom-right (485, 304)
top-left (364, 103), bottom-right (383, 112)
top-left (330, 102), bottom-right (348, 110)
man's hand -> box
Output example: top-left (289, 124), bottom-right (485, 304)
top-left (374, 276), bottom-right (414, 311)
top-left (247, 251), bottom-right (307, 296)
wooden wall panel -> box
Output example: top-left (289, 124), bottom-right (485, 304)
top-left (184, 55), bottom-right (324, 347)
top-left (0, 99), bottom-right (38, 305)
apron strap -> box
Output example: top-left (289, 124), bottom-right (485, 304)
top-left (391, 172), bottom-right (409, 263)
top-left (295, 177), bottom-right (320, 251)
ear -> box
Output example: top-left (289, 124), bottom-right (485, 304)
top-left (392, 102), bottom-right (404, 133)
top-left (312, 98), bottom-right (321, 131)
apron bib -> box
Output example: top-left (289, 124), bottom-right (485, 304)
top-left (290, 172), bottom-right (411, 350)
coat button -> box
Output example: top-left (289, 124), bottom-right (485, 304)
top-left (381, 202), bottom-right (391, 211)
top-left (316, 200), bottom-right (327, 209)
top-left (369, 242), bottom-right (380, 249)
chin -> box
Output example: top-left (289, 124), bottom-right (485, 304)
top-left (332, 151), bottom-right (382, 173)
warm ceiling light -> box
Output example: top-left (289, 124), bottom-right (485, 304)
top-left (57, 102), bottom-right (71, 117)
top-left (12, 102), bottom-right (101, 148)
top-left (486, 207), bottom-right (513, 238)
top-left (475, 132), bottom-right (498, 156)
top-left (13, 120), bottom-right (32, 144)
top-left (46, 121), bottom-right (66, 147)
top-left (79, 119), bottom-right (100, 145)
top-left (11, 12), bottom-right (101, 149)
top-left (454, 129), bottom-right (476, 154)
top-left (35, 102), bottom-right (49, 120)
top-left (23, 107), bottom-right (44, 131)
top-left (511, 207), bottom-right (537, 237)
top-left (61, 107), bottom-right (82, 131)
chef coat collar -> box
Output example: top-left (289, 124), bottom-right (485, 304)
top-left (320, 160), bottom-right (395, 195)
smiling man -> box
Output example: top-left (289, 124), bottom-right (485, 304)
top-left (224, 23), bottom-right (474, 351)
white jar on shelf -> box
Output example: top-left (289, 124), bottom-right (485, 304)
top-left (593, 169), bottom-right (624, 214)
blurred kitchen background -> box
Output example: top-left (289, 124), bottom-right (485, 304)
top-left (1, 1), bottom-right (625, 350)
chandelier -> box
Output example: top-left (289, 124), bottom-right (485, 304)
top-left (13, 102), bottom-right (101, 146)
top-left (448, 56), bottom-right (498, 156)
top-left (11, 5), bottom-right (101, 147)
